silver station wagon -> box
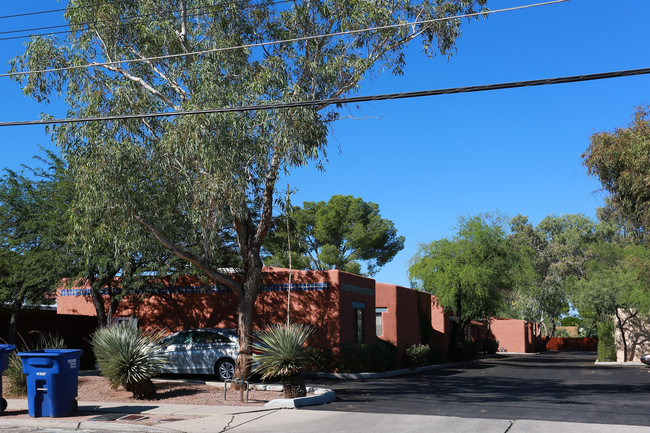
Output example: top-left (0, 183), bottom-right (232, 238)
top-left (157, 328), bottom-right (239, 380)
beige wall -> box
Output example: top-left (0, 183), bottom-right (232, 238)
top-left (615, 309), bottom-right (650, 362)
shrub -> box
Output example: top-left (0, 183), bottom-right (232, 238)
top-left (597, 320), bottom-right (616, 362)
top-left (3, 333), bottom-right (67, 397)
top-left (406, 344), bottom-right (431, 367)
top-left (252, 323), bottom-right (313, 398)
top-left (455, 340), bottom-right (481, 361)
top-left (91, 323), bottom-right (166, 400)
top-left (483, 339), bottom-right (499, 355)
top-left (303, 346), bottom-right (334, 372)
top-left (339, 340), bottom-right (398, 373)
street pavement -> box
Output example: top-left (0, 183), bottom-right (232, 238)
top-left (2, 352), bottom-right (650, 432)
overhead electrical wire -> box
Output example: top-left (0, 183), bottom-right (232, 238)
top-left (0, 67), bottom-right (647, 127)
top-left (0, 0), bottom-right (292, 39)
top-left (1, 0), bottom-right (571, 79)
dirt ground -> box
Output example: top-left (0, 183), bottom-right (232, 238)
top-left (1, 374), bottom-right (284, 427)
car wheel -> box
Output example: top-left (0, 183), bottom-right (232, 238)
top-left (216, 358), bottom-right (236, 381)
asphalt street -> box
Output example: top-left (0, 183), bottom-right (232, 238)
top-left (303, 352), bottom-right (650, 427)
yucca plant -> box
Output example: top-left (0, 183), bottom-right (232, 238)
top-left (91, 323), bottom-right (166, 400)
top-left (3, 333), bottom-right (67, 397)
top-left (252, 323), bottom-right (313, 398)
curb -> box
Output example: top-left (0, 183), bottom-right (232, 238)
top-left (304, 360), bottom-right (477, 380)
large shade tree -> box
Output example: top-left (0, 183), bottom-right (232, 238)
top-left (408, 214), bottom-right (526, 350)
top-left (12, 0), bottom-right (488, 377)
top-left (583, 106), bottom-right (650, 242)
top-left (264, 195), bottom-right (405, 275)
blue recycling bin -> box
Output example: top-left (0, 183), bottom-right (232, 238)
top-left (18, 349), bottom-right (83, 417)
top-left (0, 344), bottom-right (16, 414)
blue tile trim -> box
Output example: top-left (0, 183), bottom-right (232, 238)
top-left (59, 282), bottom-right (330, 297)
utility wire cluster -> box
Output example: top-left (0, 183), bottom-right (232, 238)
top-left (2, 0), bottom-right (646, 128)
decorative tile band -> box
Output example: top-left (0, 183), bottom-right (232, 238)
top-left (59, 282), bottom-right (330, 297)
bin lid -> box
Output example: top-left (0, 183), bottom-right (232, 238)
top-left (0, 344), bottom-right (16, 352)
top-left (17, 349), bottom-right (83, 358)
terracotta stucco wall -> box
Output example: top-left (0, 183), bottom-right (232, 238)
top-left (56, 268), bottom-right (346, 352)
top-left (375, 283), bottom-right (423, 365)
top-left (430, 297), bottom-right (451, 360)
top-left (489, 318), bottom-right (528, 353)
top-left (338, 271), bottom-right (376, 347)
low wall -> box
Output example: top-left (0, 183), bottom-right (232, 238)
top-left (546, 337), bottom-right (597, 351)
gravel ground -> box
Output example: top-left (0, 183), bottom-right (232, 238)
top-left (1, 374), bottom-right (284, 427)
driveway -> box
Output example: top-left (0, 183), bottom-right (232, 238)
top-left (303, 352), bottom-right (650, 426)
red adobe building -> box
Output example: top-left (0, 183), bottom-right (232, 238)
top-left (56, 267), bottom-right (537, 363)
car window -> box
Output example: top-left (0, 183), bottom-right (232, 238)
top-left (192, 331), bottom-right (232, 344)
top-left (165, 332), bottom-right (192, 345)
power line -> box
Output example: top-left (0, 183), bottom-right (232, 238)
top-left (2, 0), bottom-right (570, 79)
top-left (1, 67), bottom-right (647, 127)
top-left (0, 0), bottom-right (292, 39)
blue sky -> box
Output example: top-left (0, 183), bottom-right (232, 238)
top-left (1, 0), bottom-right (649, 287)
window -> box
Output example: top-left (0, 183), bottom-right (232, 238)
top-left (375, 308), bottom-right (388, 336)
top-left (353, 308), bottom-right (364, 343)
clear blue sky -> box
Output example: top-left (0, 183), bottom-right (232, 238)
top-left (1, 0), bottom-right (648, 287)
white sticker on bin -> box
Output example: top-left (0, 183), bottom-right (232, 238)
top-left (36, 372), bottom-right (46, 376)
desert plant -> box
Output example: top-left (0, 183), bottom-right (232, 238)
top-left (3, 333), bottom-right (67, 397)
top-left (339, 340), bottom-right (398, 373)
top-left (91, 323), bottom-right (166, 400)
top-left (406, 344), bottom-right (432, 367)
top-left (483, 339), bottom-right (499, 355)
top-left (252, 323), bottom-right (313, 398)
top-left (597, 319), bottom-right (617, 362)
top-left (303, 346), bottom-right (334, 372)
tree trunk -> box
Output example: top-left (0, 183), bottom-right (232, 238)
top-left (282, 372), bottom-right (307, 398)
top-left (235, 266), bottom-right (263, 380)
top-left (6, 306), bottom-right (19, 345)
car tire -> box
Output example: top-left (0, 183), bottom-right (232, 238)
top-left (215, 358), bottom-right (236, 381)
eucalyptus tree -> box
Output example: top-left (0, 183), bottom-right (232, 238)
top-left (12, 0), bottom-right (488, 377)
top-left (583, 106), bottom-right (650, 242)
top-left (509, 214), bottom-right (597, 338)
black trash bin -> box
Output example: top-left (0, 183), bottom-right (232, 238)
top-left (0, 344), bottom-right (16, 414)
top-left (17, 349), bottom-right (83, 417)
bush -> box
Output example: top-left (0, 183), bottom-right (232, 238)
top-left (91, 324), bottom-right (166, 400)
top-left (3, 333), bottom-right (67, 397)
top-left (406, 344), bottom-right (431, 367)
top-left (455, 340), bottom-right (481, 361)
top-left (303, 346), bottom-right (334, 372)
top-left (483, 339), bottom-right (499, 355)
top-left (339, 340), bottom-right (398, 373)
top-left (252, 323), bottom-right (313, 398)
top-left (597, 320), bottom-right (616, 362)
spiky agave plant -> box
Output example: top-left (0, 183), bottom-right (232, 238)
top-left (252, 323), bottom-right (313, 398)
top-left (91, 323), bottom-right (166, 400)
top-left (3, 333), bottom-right (67, 397)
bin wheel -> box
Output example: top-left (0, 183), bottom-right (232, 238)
top-left (72, 399), bottom-right (78, 413)
top-left (1, 398), bottom-right (7, 414)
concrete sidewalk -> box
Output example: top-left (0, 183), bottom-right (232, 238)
top-left (2, 399), bottom-right (650, 432)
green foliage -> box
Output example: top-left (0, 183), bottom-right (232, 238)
top-left (483, 339), bottom-right (499, 355)
top-left (597, 319), bottom-right (617, 362)
top-left (583, 106), bottom-right (650, 241)
top-left (91, 324), bottom-right (165, 399)
top-left (405, 344), bottom-right (434, 367)
top-left (509, 214), bottom-right (597, 335)
top-left (0, 152), bottom-right (73, 323)
top-left (252, 324), bottom-right (313, 380)
top-left (339, 340), bottom-right (398, 373)
top-left (303, 346), bottom-right (334, 372)
top-left (409, 213), bottom-right (528, 340)
top-left (265, 195), bottom-right (405, 276)
top-left (455, 340), bottom-right (481, 361)
top-left (12, 0), bottom-right (488, 378)
top-left (560, 316), bottom-right (583, 327)
top-left (3, 333), bottom-right (67, 397)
